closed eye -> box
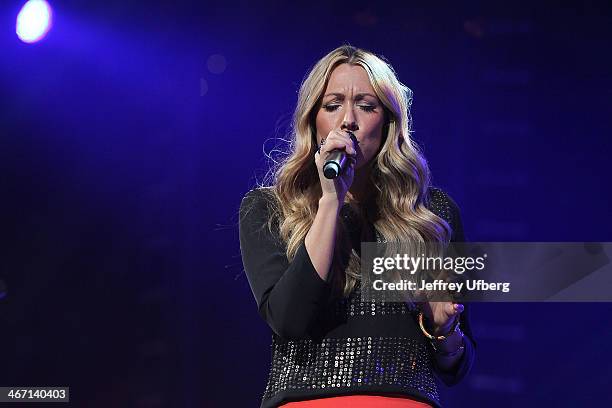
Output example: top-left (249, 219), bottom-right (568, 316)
top-left (322, 104), bottom-right (340, 112)
top-left (323, 104), bottom-right (377, 113)
top-left (359, 105), bottom-right (376, 112)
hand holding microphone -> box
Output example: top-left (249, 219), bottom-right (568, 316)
top-left (322, 130), bottom-right (358, 179)
top-left (314, 129), bottom-right (358, 202)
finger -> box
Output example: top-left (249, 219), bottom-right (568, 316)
top-left (330, 129), bottom-right (357, 146)
top-left (340, 130), bottom-right (359, 152)
top-left (448, 303), bottom-right (464, 316)
top-left (328, 134), bottom-right (357, 156)
top-left (444, 303), bottom-right (454, 315)
top-left (325, 132), bottom-right (353, 149)
top-left (320, 139), bottom-right (354, 156)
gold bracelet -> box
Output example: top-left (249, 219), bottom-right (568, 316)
top-left (418, 311), bottom-right (460, 341)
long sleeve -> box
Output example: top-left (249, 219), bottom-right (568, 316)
top-left (239, 188), bottom-right (332, 340)
top-left (431, 191), bottom-right (477, 387)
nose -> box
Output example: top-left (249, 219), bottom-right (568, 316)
top-left (340, 106), bottom-right (359, 132)
top-left (341, 120), bottom-right (359, 132)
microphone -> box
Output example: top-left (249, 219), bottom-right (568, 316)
top-left (323, 131), bottom-right (357, 179)
top-left (323, 151), bottom-right (347, 179)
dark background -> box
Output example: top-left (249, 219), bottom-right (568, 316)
top-left (1, 1), bottom-right (611, 406)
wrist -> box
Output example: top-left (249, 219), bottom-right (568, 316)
top-left (432, 321), bottom-right (454, 337)
top-left (418, 312), bottom-right (460, 340)
top-left (431, 328), bottom-right (464, 353)
top-left (427, 322), bottom-right (465, 359)
top-left (319, 193), bottom-right (343, 210)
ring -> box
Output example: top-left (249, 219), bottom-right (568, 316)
top-left (317, 138), bottom-right (326, 154)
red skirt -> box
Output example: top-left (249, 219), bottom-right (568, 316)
top-left (280, 395), bottom-right (434, 407)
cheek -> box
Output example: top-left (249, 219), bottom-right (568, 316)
top-left (359, 126), bottom-right (384, 160)
top-left (315, 113), bottom-right (331, 138)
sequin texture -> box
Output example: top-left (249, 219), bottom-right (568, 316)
top-left (259, 188), bottom-right (457, 407)
top-left (262, 276), bottom-right (439, 405)
top-left (263, 335), bottom-right (439, 402)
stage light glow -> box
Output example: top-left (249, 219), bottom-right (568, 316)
top-left (16, 0), bottom-right (53, 44)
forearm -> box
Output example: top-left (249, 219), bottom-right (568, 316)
top-left (305, 194), bottom-right (341, 282)
top-left (240, 189), bottom-right (333, 339)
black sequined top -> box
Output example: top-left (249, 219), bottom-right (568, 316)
top-left (239, 187), bottom-right (476, 408)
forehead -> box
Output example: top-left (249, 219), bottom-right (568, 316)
top-left (325, 63), bottom-right (375, 93)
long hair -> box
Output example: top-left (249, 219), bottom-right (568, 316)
top-left (260, 44), bottom-right (451, 297)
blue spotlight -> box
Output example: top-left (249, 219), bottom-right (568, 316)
top-left (16, 0), bottom-right (53, 44)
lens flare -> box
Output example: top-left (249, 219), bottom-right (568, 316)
top-left (16, 0), bottom-right (53, 44)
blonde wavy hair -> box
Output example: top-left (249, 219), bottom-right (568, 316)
top-left (260, 44), bottom-right (451, 297)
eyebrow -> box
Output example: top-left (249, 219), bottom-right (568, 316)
top-left (323, 92), bottom-right (378, 100)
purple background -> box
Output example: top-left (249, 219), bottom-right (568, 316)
top-left (1, 1), bottom-right (611, 406)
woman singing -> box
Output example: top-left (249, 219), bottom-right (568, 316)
top-left (239, 45), bottom-right (475, 408)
